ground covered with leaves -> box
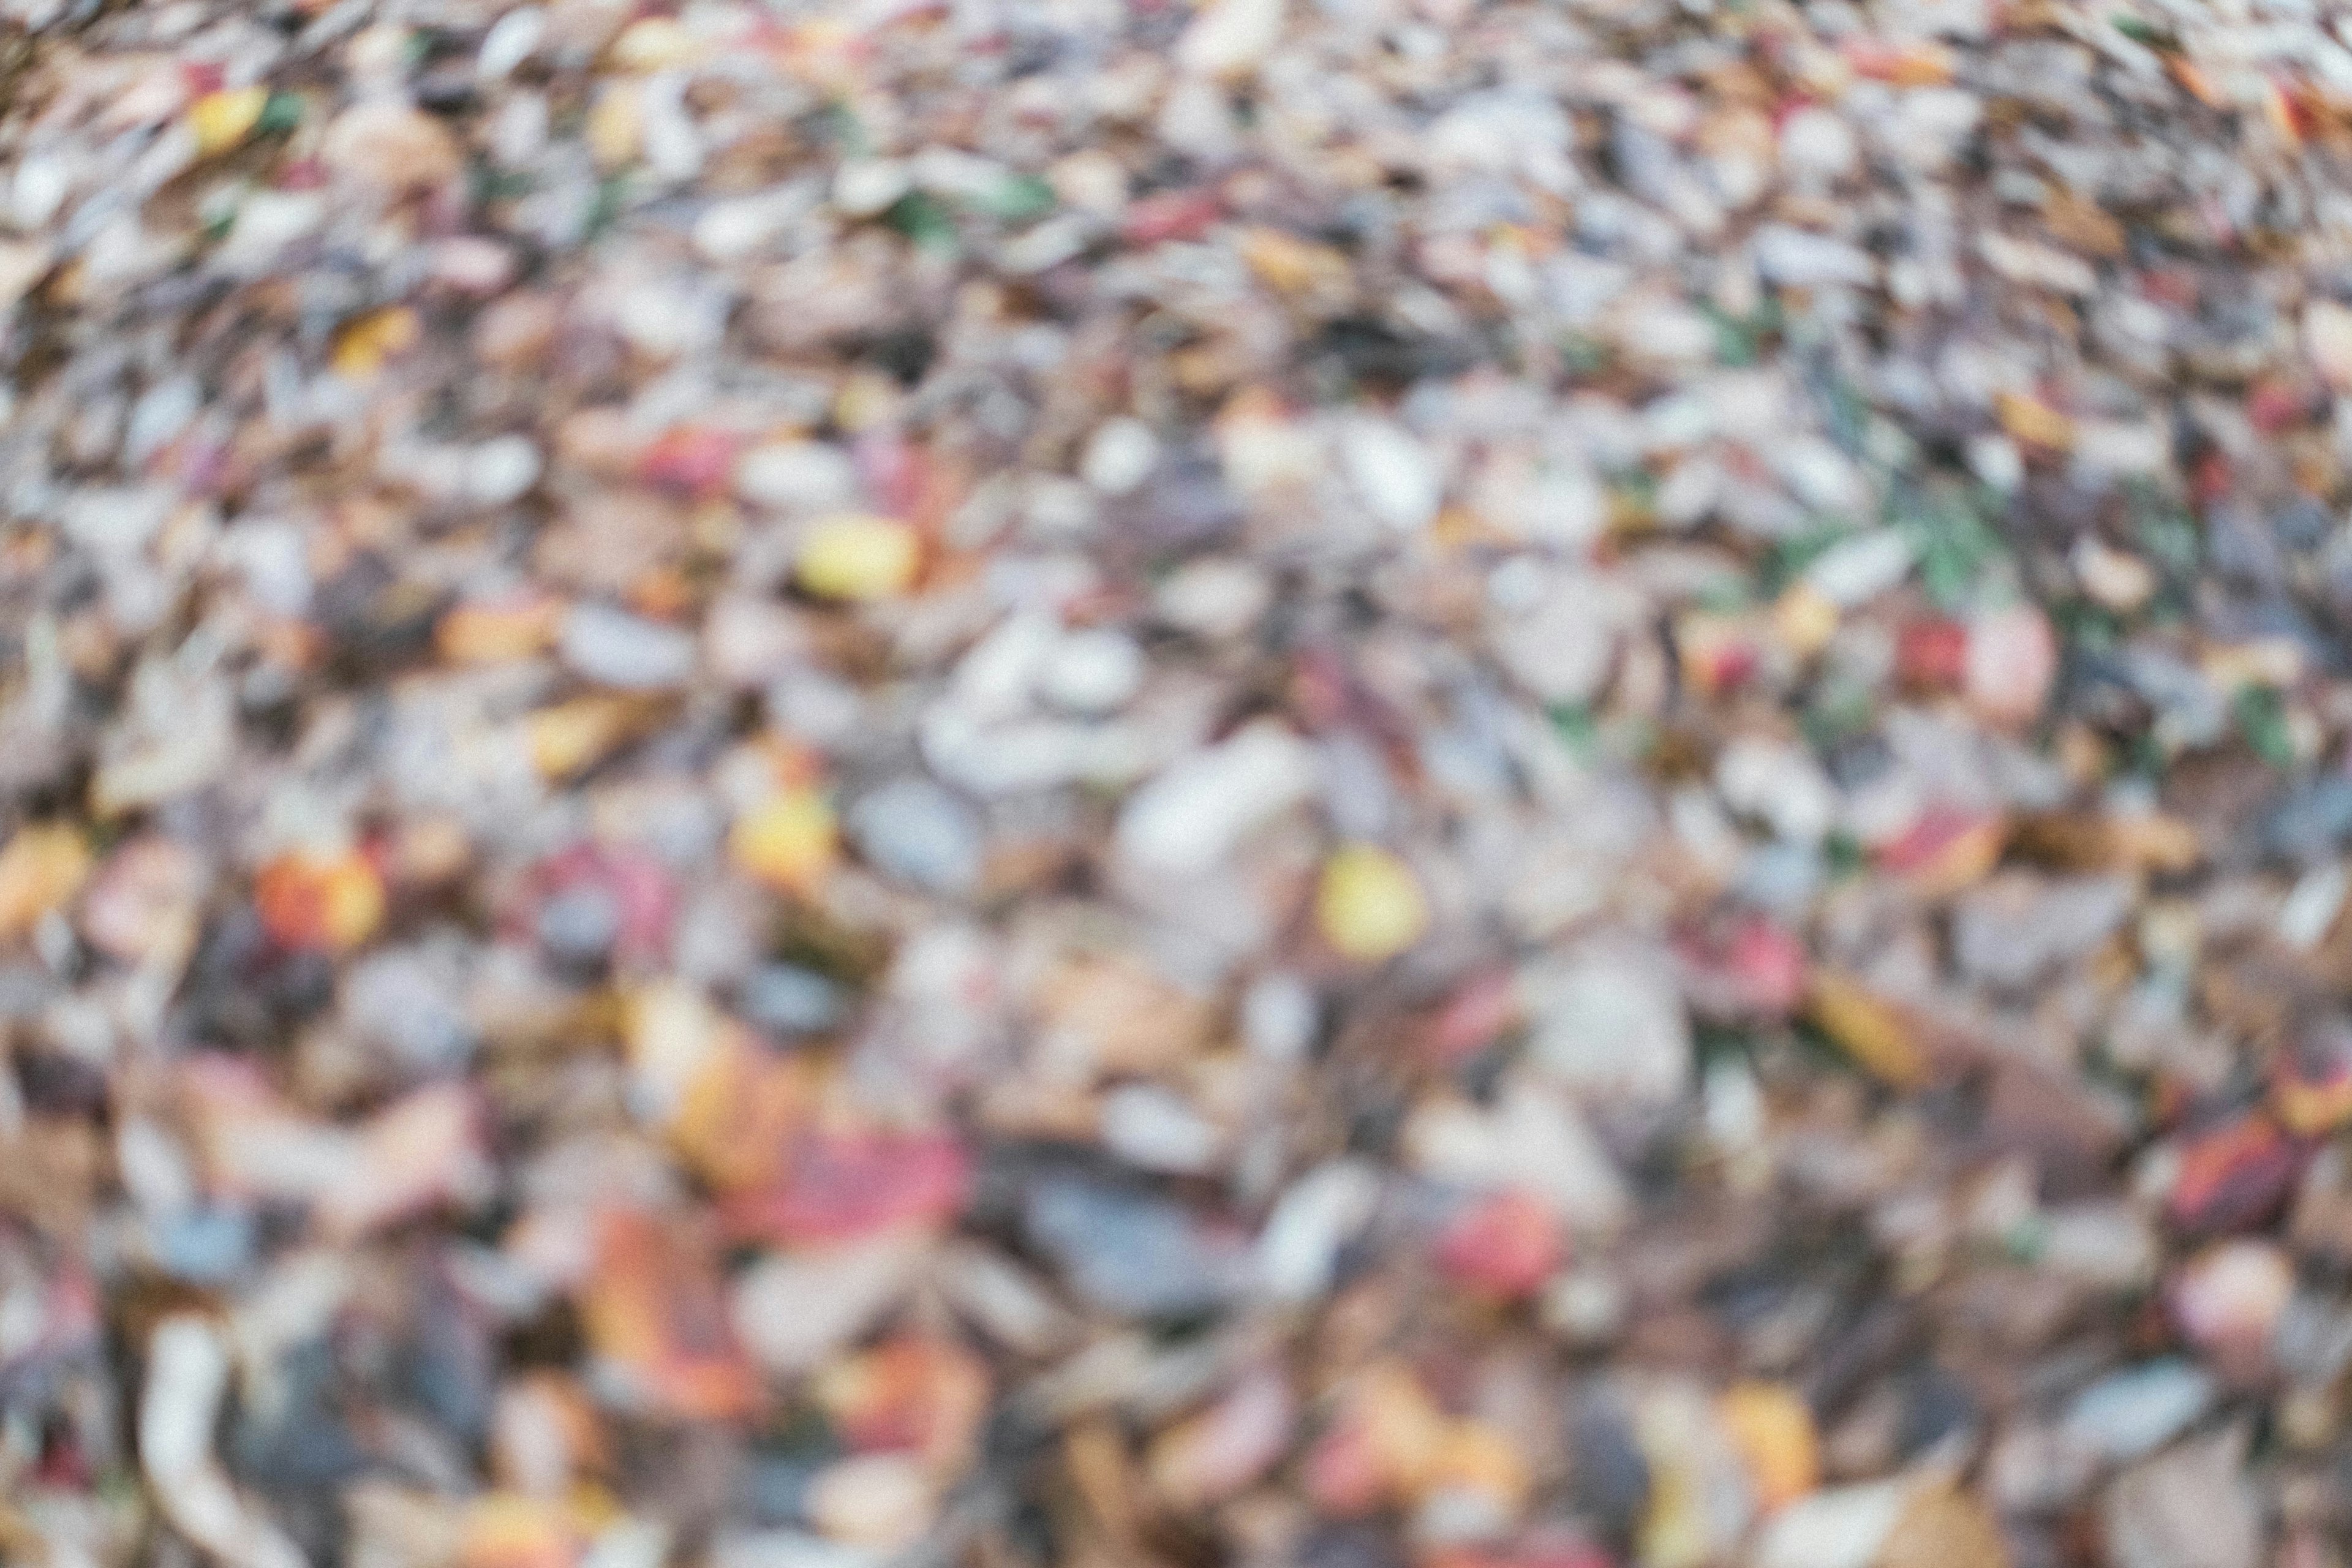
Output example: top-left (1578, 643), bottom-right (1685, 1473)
top-left (3, 1), bottom-right (2352, 1567)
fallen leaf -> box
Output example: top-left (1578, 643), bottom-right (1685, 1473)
top-left (1995, 391), bottom-right (2076, 452)
top-left (1804, 973), bottom-right (1929, 1089)
top-left (0, 823), bottom-right (91, 941)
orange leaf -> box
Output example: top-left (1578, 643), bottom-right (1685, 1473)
top-left (254, 849), bottom-right (384, 952)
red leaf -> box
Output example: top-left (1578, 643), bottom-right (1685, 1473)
top-left (2168, 1113), bottom-right (2304, 1235)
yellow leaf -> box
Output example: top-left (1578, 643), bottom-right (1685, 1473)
top-left (1354, 1362), bottom-right (1452, 1497)
top-left (459, 1493), bottom-right (575, 1568)
top-left (729, 790), bottom-right (837, 894)
top-left (1995, 390), bottom-right (2075, 452)
top-left (1901, 816), bottom-right (2008, 901)
top-left (1717, 1381), bottom-right (1819, 1513)
top-left (526, 696), bottom-right (644, 780)
top-left (670, 1033), bottom-right (810, 1191)
top-left (1315, 844), bottom-right (1428, 962)
top-left (796, 516), bottom-right (921, 602)
top-left (2275, 1072), bottom-right (2352, 1137)
top-left (624, 979), bottom-right (727, 1120)
top-left (1423, 1420), bottom-right (1531, 1515)
top-left (1240, 228), bottom-right (1352, 303)
top-left (1773, 583), bottom-right (1839, 658)
top-left (189, 86), bottom-right (269, 156)
top-left (331, 306), bottom-right (421, 379)
top-left (437, 597), bottom-right (563, 665)
top-left (0, 824), bottom-right (91, 941)
top-left (586, 84), bottom-right (643, 170)
top-left (610, 17), bottom-right (706, 71)
top-left (1804, 971), bottom-right (1929, 1088)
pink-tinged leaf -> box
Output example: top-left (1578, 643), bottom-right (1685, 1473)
top-left (638, 426), bottom-right (742, 500)
top-left (1434, 1189), bottom-right (1563, 1299)
top-left (722, 1130), bottom-right (971, 1246)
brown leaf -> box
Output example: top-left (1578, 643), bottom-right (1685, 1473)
top-left (1064, 1420), bottom-right (1146, 1550)
top-left (1031, 956), bottom-right (1214, 1080)
top-left (2008, 812), bottom-right (2199, 873)
top-left (1879, 1483), bottom-right (2009, 1568)
top-left (1977, 1055), bottom-right (2132, 1196)
top-left (2041, 190), bottom-right (2125, 258)
top-left (0, 1118), bottom-right (104, 1237)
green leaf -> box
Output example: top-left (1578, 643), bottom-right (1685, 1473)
top-left (1705, 298), bottom-right (1781, 368)
top-left (1608, 467), bottom-right (1659, 522)
top-left (2234, 685), bottom-right (2296, 769)
top-left (975, 172), bottom-right (1055, 223)
top-left (816, 100), bottom-right (870, 157)
top-left (470, 161), bottom-right (537, 204)
top-left (1694, 575), bottom-right (1754, 616)
top-left (1547, 703), bottom-right (1597, 760)
top-left (756, 1396), bottom-right (842, 1458)
top-left (2130, 488), bottom-right (2201, 575)
top-left (1559, 333), bottom-right (1611, 378)
top-left (1823, 831), bottom-right (1866, 878)
top-left (1706, 305), bottom-right (1758, 366)
top-left (1818, 373), bottom-right (1868, 456)
top-left (2051, 597), bottom-right (2119, 653)
top-left (256, 91), bottom-right (304, 136)
top-left (586, 174), bottom-right (629, 240)
top-left (1762, 524), bottom-right (1852, 597)
top-left (198, 183), bottom-right (244, 243)
top-left (884, 190), bottom-right (958, 254)
top-left (2002, 1212), bottom-right (2049, 1264)
top-left (2112, 13), bottom-right (2179, 50)
top-left (1901, 493), bottom-right (2008, 612)
top-left (1801, 678), bottom-right (1875, 753)
top-left (1602, 715), bottom-right (1659, 765)
top-left (1692, 1023), bottom-right (1758, 1069)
